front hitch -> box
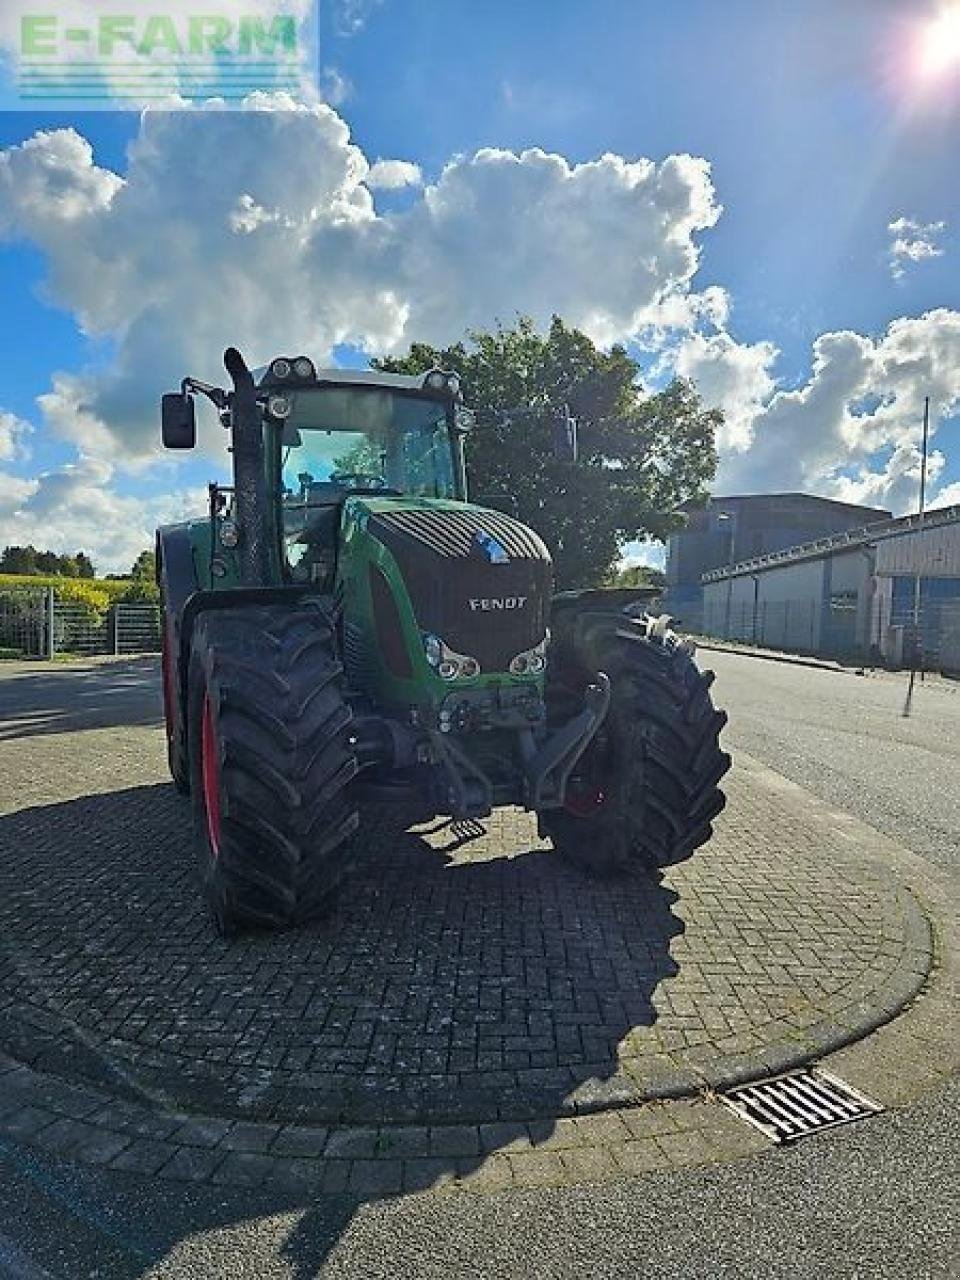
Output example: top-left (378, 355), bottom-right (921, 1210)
top-left (521, 671), bottom-right (611, 810)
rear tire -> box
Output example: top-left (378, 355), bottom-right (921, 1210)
top-left (540, 613), bottom-right (730, 874)
top-left (187, 597), bottom-right (359, 933)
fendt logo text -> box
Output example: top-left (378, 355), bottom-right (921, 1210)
top-left (468, 597), bottom-right (528, 611)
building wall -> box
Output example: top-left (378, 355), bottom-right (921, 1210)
top-left (701, 518), bottom-right (960, 668)
top-left (874, 523), bottom-right (960, 577)
top-left (666, 494), bottom-right (891, 624)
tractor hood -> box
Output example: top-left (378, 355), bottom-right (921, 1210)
top-left (348, 496), bottom-right (553, 675)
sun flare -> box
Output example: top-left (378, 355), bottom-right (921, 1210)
top-left (918, 5), bottom-right (960, 76)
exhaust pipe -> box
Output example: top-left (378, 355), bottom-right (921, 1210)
top-left (224, 346), bottom-right (270, 587)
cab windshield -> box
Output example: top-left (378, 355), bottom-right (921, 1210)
top-left (279, 386), bottom-right (456, 504)
top-left (277, 384), bottom-right (457, 582)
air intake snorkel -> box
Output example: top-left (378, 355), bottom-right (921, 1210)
top-left (224, 346), bottom-right (271, 587)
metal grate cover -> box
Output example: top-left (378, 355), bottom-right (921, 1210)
top-left (720, 1069), bottom-right (883, 1143)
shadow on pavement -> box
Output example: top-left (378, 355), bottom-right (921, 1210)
top-left (0, 658), bottom-right (162, 741)
top-left (0, 782), bottom-right (684, 1274)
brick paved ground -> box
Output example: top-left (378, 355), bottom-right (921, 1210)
top-left (0, 659), bottom-right (950, 1196)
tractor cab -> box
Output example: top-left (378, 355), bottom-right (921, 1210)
top-left (259, 362), bottom-right (465, 587)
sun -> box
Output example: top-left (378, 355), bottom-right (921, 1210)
top-left (918, 5), bottom-right (960, 77)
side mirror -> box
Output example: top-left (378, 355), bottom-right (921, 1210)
top-left (553, 411), bottom-right (578, 463)
top-left (161, 392), bottom-right (196, 449)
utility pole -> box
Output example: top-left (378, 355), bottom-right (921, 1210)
top-left (904, 396), bottom-right (930, 714)
top-left (717, 511), bottom-right (737, 639)
top-left (913, 396), bottom-right (930, 676)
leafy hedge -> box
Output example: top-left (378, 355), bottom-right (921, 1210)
top-left (0, 574), bottom-right (158, 605)
top-left (0, 574), bottom-right (159, 656)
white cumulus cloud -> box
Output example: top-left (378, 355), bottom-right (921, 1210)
top-left (0, 457), bottom-right (206, 573)
top-left (0, 411), bottom-right (31, 462)
top-left (0, 104), bottom-right (723, 466)
top-left (888, 215), bottom-right (946, 280)
top-left (715, 309), bottom-right (960, 512)
top-left (366, 159), bottom-right (422, 189)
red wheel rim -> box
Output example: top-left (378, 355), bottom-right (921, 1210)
top-left (564, 784), bottom-right (606, 817)
top-left (201, 692), bottom-right (222, 858)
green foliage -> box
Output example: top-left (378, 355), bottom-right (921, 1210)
top-left (0, 545), bottom-right (98, 578)
top-left (375, 316), bottom-right (720, 588)
top-left (611, 564), bottom-right (666, 589)
top-left (130, 549), bottom-right (157, 582)
top-left (116, 577), bottom-right (160, 604)
top-left (75, 551), bottom-right (95, 579)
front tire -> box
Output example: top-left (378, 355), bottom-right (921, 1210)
top-left (187, 598), bottom-right (359, 933)
top-left (540, 613), bottom-right (730, 875)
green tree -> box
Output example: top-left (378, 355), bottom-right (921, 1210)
top-left (75, 551), bottom-right (95, 579)
top-left (0, 545), bottom-right (40, 575)
top-left (130, 549), bottom-right (156, 582)
top-left (375, 316), bottom-right (721, 588)
top-left (612, 564), bottom-right (666, 589)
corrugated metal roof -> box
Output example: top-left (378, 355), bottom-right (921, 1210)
top-left (702, 504), bottom-right (960, 583)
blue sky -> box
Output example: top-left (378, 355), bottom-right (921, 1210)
top-left (0, 1), bottom-right (958, 570)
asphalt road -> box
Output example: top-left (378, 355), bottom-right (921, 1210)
top-left (0, 653), bottom-right (956, 1279)
top-left (701, 650), bottom-right (960, 872)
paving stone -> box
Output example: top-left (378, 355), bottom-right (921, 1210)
top-left (324, 1127), bottom-right (383, 1159)
top-left (211, 1152), bottom-right (278, 1187)
top-left (109, 1138), bottom-right (176, 1176)
top-left (655, 1129), bottom-right (722, 1167)
top-left (559, 1144), bottom-right (619, 1182)
top-left (505, 1150), bottom-right (566, 1187)
top-left (172, 1118), bottom-right (234, 1148)
top-left (0, 1106), bottom-right (57, 1139)
top-left (620, 1105), bottom-right (679, 1139)
top-left (220, 1121), bottom-right (280, 1153)
top-left (270, 1125), bottom-right (330, 1158)
top-left (428, 1124), bottom-right (481, 1158)
top-left (609, 1139), bottom-right (667, 1175)
top-left (347, 1158), bottom-right (403, 1195)
top-left (161, 1146), bottom-right (227, 1183)
top-left (402, 1158), bottom-right (459, 1193)
top-left (453, 1155), bottom-right (514, 1193)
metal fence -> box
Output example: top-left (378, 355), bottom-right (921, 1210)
top-left (700, 590), bottom-right (958, 674)
top-left (0, 586), bottom-right (160, 659)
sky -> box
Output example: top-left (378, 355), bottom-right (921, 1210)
top-left (0, 0), bottom-right (959, 572)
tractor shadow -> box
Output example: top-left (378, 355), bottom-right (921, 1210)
top-left (0, 784), bottom-right (685, 1273)
top-left (0, 657), bottom-right (162, 740)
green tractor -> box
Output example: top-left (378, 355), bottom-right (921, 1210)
top-left (157, 347), bottom-right (730, 933)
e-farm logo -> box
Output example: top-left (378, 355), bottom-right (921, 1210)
top-left (13, 7), bottom-right (313, 107)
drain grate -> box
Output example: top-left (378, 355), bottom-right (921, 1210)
top-left (719, 1069), bottom-right (883, 1143)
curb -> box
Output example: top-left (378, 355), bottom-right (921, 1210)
top-left (692, 640), bottom-right (854, 674)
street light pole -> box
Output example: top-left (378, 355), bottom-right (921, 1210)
top-left (717, 511), bottom-right (737, 639)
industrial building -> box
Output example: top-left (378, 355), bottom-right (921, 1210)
top-left (700, 503), bottom-right (960, 672)
top-left (664, 493), bottom-right (892, 631)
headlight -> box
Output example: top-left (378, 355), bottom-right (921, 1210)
top-left (446, 374), bottom-right (460, 396)
top-left (424, 369), bottom-right (447, 391)
top-left (423, 633), bottom-right (481, 680)
top-left (267, 394), bottom-right (292, 419)
top-left (509, 632), bottom-right (549, 676)
top-left (270, 358), bottom-right (291, 379)
top-left (219, 519), bottom-right (240, 549)
top-left (293, 357), bottom-right (316, 380)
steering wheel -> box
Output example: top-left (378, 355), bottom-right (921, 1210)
top-left (329, 471), bottom-right (388, 491)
